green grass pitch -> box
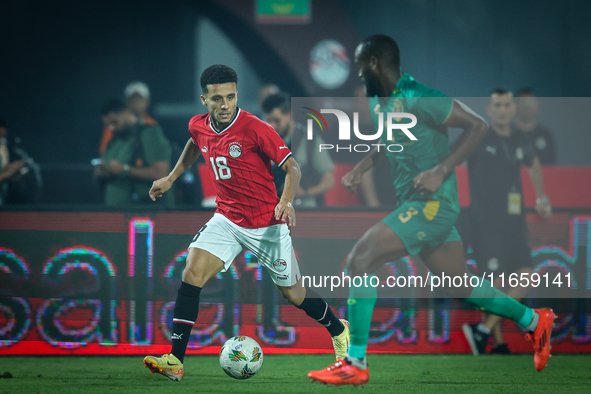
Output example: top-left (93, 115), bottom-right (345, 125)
top-left (1, 355), bottom-right (590, 393)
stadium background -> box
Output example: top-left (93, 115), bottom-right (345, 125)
top-left (1, 0), bottom-right (591, 357)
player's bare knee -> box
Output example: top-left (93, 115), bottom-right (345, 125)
top-left (181, 266), bottom-right (208, 287)
top-left (181, 259), bottom-right (216, 287)
top-left (283, 293), bottom-right (302, 306)
top-left (347, 256), bottom-right (371, 278)
top-left (277, 283), bottom-right (305, 305)
top-left (350, 260), bottom-right (369, 276)
top-left (278, 289), bottom-right (297, 306)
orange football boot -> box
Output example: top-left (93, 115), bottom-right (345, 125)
top-left (525, 308), bottom-right (555, 371)
top-left (308, 359), bottom-right (369, 386)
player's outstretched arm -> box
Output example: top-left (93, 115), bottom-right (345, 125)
top-left (414, 100), bottom-right (488, 196)
top-left (275, 157), bottom-right (301, 226)
top-left (342, 146), bottom-right (386, 193)
top-left (149, 138), bottom-right (201, 201)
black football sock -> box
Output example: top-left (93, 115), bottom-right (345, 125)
top-left (297, 289), bottom-right (344, 337)
top-left (170, 281), bottom-right (202, 363)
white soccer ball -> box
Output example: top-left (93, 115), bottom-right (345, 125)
top-left (219, 335), bottom-right (263, 379)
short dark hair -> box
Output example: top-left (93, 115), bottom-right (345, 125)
top-left (358, 34), bottom-right (400, 69)
top-left (101, 99), bottom-right (127, 116)
top-left (200, 64), bottom-right (238, 94)
top-left (516, 87), bottom-right (535, 97)
top-left (490, 87), bottom-right (512, 96)
top-left (261, 92), bottom-right (291, 115)
top-left (0, 115), bottom-right (7, 129)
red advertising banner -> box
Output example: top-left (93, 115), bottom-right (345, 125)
top-left (1, 210), bottom-right (590, 355)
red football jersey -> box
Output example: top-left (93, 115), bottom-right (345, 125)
top-left (188, 108), bottom-right (292, 228)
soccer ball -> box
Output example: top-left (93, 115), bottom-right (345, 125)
top-left (219, 336), bottom-right (263, 379)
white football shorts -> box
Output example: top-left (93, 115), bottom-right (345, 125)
top-left (188, 213), bottom-right (301, 287)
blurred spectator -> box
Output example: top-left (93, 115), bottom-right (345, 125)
top-left (125, 82), bottom-right (157, 122)
top-left (95, 99), bottom-right (172, 207)
top-left (98, 81), bottom-right (158, 155)
top-left (262, 92), bottom-right (334, 207)
top-left (128, 83), bottom-right (200, 206)
top-left (0, 116), bottom-right (26, 204)
top-left (0, 116), bottom-right (41, 205)
top-left (514, 87), bottom-right (556, 165)
top-left (258, 83), bottom-right (279, 109)
top-left (254, 83), bottom-right (280, 120)
top-left (462, 88), bottom-right (552, 355)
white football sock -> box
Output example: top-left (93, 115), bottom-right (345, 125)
top-left (526, 311), bottom-right (540, 332)
top-left (345, 355), bottom-right (368, 370)
top-left (477, 323), bottom-right (491, 335)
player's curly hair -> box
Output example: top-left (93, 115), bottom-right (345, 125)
top-left (358, 34), bottom-right (400, 69)
top-left (200, 64), bottom-right (238, 94)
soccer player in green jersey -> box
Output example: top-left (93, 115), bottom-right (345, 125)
top-left (308, 34), bottom-right (555, 386)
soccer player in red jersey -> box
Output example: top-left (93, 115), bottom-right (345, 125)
top-left (143, 65), bottom-right (350, 381)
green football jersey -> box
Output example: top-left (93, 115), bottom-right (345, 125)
top-left (369, 74), bottom-right (458, 210)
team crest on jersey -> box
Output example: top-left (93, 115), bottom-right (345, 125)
top-left (229, 142), bottom-right (242, 158)
top-left (272, 259), bottom-right (287, 272)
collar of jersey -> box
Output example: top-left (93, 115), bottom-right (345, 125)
top-left (369, 74), bottom-right (412, 108)
top-left (390, 74), bottom-right (413, 97)
top-left (209, 108), bottom-right (241, 134)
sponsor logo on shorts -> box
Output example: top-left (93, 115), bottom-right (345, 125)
top-left (272, 259), bottom-right (287, 272)
top-left (276, 275), bottom-right (289, 281)
top-left (229, 142), bottom-right (242, 158)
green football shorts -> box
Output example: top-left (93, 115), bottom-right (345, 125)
top-left (382, 199), bottom-right (462, 256)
